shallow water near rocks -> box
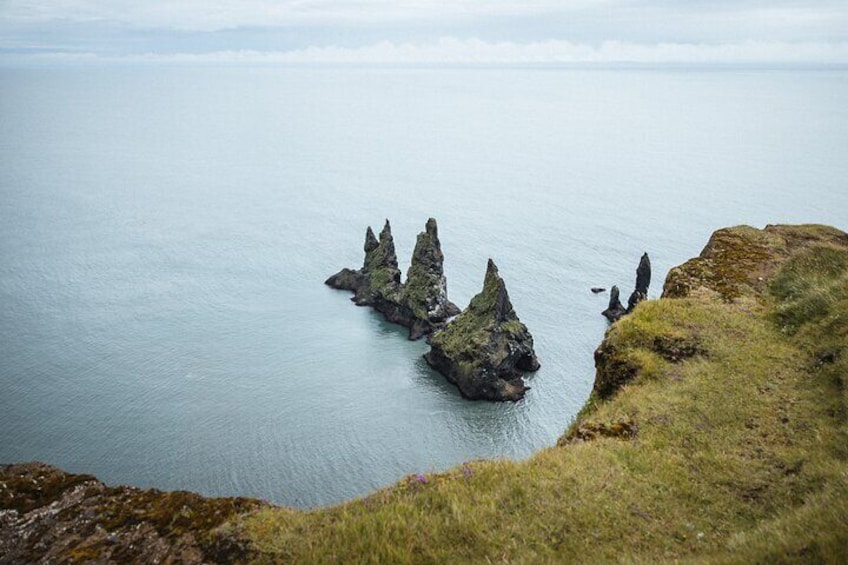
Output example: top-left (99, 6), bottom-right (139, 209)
top-left (1, 66), bottom-right (846, 507)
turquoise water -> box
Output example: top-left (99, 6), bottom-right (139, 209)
top-left (1, 67), bottom-right (846, 507)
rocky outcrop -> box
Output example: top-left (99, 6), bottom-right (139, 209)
top-left (601, 285), bottom-right (626, 322)
top-left (0, 462), bottom-right (262, 564)
top-left (662, 224), bottom-right (848, 300)
top-left (593, 224), bottom-right (848, 401)
top-left (424, 259), bottom-right (540, 401)
top-left (325, 221), bottom-right (401, 306)
top-left (326, 219), bottom-right (459, 340)
top-left (601, 253), bottom-right (651, 322)
top-left (627, 253), bottom-right (651, 312)
top-left (396, 218), bottom-right (462, 339)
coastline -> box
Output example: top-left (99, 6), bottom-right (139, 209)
top-left (3, 223), bottom-right (847, 563)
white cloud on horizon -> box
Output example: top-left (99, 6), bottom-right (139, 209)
top-left (5, 38), bottom-right (848, 66)
top-left (2, 1), bottom-right (608, 30)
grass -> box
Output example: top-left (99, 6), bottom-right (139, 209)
top-left (234, 233), bottom-right (848, 563)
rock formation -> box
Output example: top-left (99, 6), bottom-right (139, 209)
top-left (424, 259), bottom-right (540, 401)
top-left (0, 462), bottom-right (262, 564)
top-left (601, 253), bottom-right (651, 322)
top-left (601, 285), bottom-right (626, 322)
top-left (325, 218), bottom-right (459, 340)
top-left (395, 218), bottom-right (462, 339)
top-left (626, 253), bottom-right (651, 312)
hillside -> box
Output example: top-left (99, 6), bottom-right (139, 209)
top-left (3, 224), bottom-right (847, 563)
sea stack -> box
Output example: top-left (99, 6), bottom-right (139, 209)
top-left (627, 253), bottom-right (651, 313)
top-left (424, 259), bottom-right (540, 401)
top-left (602, 285), bottom-right (626, 322)
top-left (600, 253), bottom-right (652, 322)
top-left (397, 218), bottom-right (461, 339)
top-left (325, 220), bottom-right (401, 307)
top-left (325, 218), bottom-right (459, 340)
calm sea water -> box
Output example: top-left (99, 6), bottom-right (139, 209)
top-left (1, 67), bottom-right (846, 507)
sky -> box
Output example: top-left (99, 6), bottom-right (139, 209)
top-left (2, 0), bottom-right (848, 65)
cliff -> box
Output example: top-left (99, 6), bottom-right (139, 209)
top-left (5, 223), bottom-right (847, 563)
top-left (0, 462), bottom-right (262, 563)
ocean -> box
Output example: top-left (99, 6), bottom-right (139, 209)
top-left (1, 66), bottom-right (846, 507)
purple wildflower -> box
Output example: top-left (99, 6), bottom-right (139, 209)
top-left (415, 473), bottom-right (429, 484)
top-left (463, 465), bottom-right (473, 478)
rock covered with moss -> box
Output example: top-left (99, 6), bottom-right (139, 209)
top-left (0, 462), bottom-right (262, 564)
top-left (662, 224), bottom-right (848, 300)
top-left (424, 259), bottom-right (540, 401)
top-left (395, 218), bottom-right (461, 338)
top-left (325, 220), bottom-right (401, 306)
top-left (325, 218), bottom-right (459, 340)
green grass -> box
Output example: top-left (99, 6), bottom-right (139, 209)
top-left (234, 236), bottom-right (848, 563)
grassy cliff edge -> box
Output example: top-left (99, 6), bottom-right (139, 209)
top-left (3, 224), bottom-right (847, 563)
top-left (241, 224), bottom-right (848, 563)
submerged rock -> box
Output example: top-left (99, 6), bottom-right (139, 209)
top-left (424, 259), bottom-right (540, 401)
top-left (325, 218), bottom-right (459, 339)
top-left (626, 253), bottom-right (651, 312)
top-left (601, 285), bottom-right (627, 322)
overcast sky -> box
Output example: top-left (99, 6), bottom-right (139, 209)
top-left (2, 0), bottom-right (848, 64)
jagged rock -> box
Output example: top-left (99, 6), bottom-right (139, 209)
top-left (325, 220), bottom-right (401, 307)
top-left (326, 218), bottom-right (459, 340)
top-left (602, 285), bottom-right (626, 322)
top-left (601, 253), bottom-right (651, 322)
top-left (396, 218), bottom-right (461, 339)
top-left (627, 253), bottom-right (651, 312)
top-left (424, 259), bottom-right (540, 401)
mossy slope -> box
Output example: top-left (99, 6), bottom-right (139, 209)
top-left (0, 463), bottom-right (262, 564)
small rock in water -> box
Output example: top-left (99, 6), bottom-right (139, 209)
top-left (591, 287), bottom-right (606, 294)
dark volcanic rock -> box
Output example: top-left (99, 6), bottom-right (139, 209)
top-left (591, 287), bottom-right (606, 294)
top-left (627, 253), bottom-right (651, 313)
top-left (325, 220), bottom-right (402, 305)
top-left (424, 259), bottom-right (540, 401)
top-left (602, 253), bottom-right (652, 322)
top-left (397, 218), bottom-right (462, 339)
top-left (326, 218), bottom-right (460, 340)
top-left (602, 285), bottom-right (627, 322)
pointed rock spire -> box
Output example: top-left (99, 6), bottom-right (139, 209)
top-left (326, 219), bottom-right (400, 305)
top-left (363, 226), bottom-right (378, 254)
top-left (425, 259), bottom-right (540, 402)
top-left (400, 218), bottom-right (461, 339)
top-left (627, 253), bottom-right (651, 312)
top-left (601, 253), bottom-right (652, 321)
top-left (602, 285), bottom-right (626, 322)
top-left (327, 217), bottom-right (458, 339)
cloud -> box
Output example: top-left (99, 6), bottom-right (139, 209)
top-left (3, 1), bottom-right (848, 64)
top-left (0, 1), bottom-right (608, 31)
top-left (5, 38), bottom-right (848, 66)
